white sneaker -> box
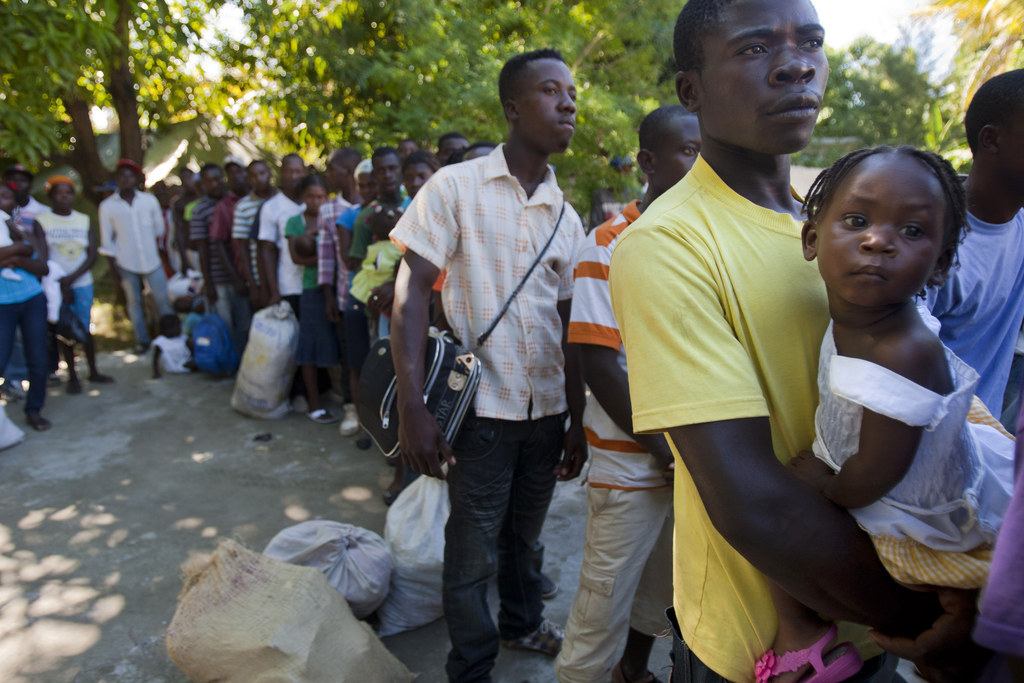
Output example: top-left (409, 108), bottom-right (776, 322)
top-left (339, 403), bottom-right (360, 436)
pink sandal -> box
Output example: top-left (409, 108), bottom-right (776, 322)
top-left (754, 624), bottom-right (863, 683)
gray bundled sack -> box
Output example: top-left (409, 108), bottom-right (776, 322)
top-left (264, 521), bottom-right (391, 619)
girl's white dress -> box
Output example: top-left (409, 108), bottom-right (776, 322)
top-left (811, 317), bottom-right (1015, 587)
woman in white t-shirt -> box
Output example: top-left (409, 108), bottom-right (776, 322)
top-left (35, 176), bottom-right (114, 393)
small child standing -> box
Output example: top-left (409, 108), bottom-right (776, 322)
top-left (756, 146), bottom-right (1016, 683)
top-left (285, 174), bottom-right (339, 424)
top-left (152, 314), bottom-right (193, 378)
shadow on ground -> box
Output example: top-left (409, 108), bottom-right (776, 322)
top-left (0, 351), bottom-right (647, 682)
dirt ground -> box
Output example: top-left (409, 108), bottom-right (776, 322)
top-left (0, 350), bottom-right (673, 682)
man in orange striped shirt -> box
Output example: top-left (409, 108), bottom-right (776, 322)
top-left (557, 106), bottom-right (700, 683)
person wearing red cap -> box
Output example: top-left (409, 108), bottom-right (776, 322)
top-left (3, 163), bottom-right (50, 233)
top-left (36, 176), bottom-right (114, 392)
top-left (98, 159), bottom-right (174, 353)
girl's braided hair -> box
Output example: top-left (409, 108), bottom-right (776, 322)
top-left (802, 145), bottom-right (968, 280)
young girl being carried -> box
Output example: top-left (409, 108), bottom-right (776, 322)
top-left (756, 146), bottom-right (1015, 683)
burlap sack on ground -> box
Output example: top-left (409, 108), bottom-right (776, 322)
top-left (166, 539), bottom-right (415, 682)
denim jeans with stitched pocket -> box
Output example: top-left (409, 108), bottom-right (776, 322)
top-left (119, 266), bottom-right (173, 346)
top-left (443, 411), bottom-right (565, 683)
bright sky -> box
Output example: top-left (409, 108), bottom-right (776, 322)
top-left (815, 0), bottom-right (957, 74)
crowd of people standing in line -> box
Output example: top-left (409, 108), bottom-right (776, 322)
top-left (0, 131), bottom-right (492, 444)
top-left (3, 0), bottom-right (1024, 681)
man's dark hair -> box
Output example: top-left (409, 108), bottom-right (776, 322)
top-left (402, 150), bottom-right (441, 173)
top-left (281, 153), bottom-right (304, 167)
top-left (371, 146), bottom-right (400, 162)
top-left (199, 162), bottom-right (222, 176)
top-left (176, 165), bottom-right (195, 177)
top-left (328, 147), bottom-right (361, 169)
top-left (639, 105), bottom-right (696, 150)
top-left (674, 0), bottom-right (736, 73)
top-left (965, 69), bottom-right (1024, 154)
top-left (248, 159), bottom-right (270, 171)
top-left (803, 145), bottom-right (967, 281)
top-left (437, 131), bottom-right (467, 149)
top-left (498, 48), bottom-right (566, 104)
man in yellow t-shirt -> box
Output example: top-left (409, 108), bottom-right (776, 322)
top-left (609, 0), bottom-right (990, 681)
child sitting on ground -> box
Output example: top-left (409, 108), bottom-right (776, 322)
top-left (756, 146), bottom-right (1016, 683)
top-left (152, 314), bottom-right (194, 379)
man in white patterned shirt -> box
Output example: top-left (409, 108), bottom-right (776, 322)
top-left (390, 49), bottom-right (587, 682)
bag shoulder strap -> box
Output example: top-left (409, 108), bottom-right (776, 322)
top-left (475, 202), bottom-right (566, 349)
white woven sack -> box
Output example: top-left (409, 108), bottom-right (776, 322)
top-left (264, 521), bottom-right (391, 619)
top-left (0, 403), bottom-right (25, 450)
top-left (231, 302), bottom-right (299, 418)
top-left (166, 539), bottom-right (414, 683)
top-left (376, 475), bottom-right (449, 636)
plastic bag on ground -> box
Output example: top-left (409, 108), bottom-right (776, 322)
top-left (231, 302), bottom-right (299, 418)
top-left (376, 475), bottom-right (449, 636)
top-left (166, 539), bottom-right (414, 683)
top-left (264, 521), bottom-right (391, 619)
top-left (0, 404), bottom-right (25, 450)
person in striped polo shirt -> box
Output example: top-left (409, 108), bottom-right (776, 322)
top-left (557, 105), bottom-right (700, 683)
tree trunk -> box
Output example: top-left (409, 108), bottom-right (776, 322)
top-left (109, 0), bottom-right (143, 169)
top-left (63, 95), bottom-right (112, 207)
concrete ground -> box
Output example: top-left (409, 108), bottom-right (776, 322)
top-left (0, 351), bottom-right (672, 682)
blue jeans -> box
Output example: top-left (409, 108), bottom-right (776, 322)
top-left (119, 266), bottom-right (173, 346)
top-left (0, 293), bottom-right (48, 415)
top-left (443, 412), bottom-right (565, 683)
top-left (665, 607), bottom-right (901, 683)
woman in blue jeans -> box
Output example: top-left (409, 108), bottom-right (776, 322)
top-left (0, 212), bottom-right (51, 430)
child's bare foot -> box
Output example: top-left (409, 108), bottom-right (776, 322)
top-left (755, 623), bottom-right (862, 683)
top-left (66, 376), bottom-right (82, 395)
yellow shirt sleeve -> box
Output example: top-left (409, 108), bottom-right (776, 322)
top-left (610, 222), bottom-right (769, 435)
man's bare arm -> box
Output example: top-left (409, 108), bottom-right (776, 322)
top-left (392, 250), bottom-right (453, 479)
top-left (667, 417), bottom-right (938, 633)
top-left (579, 343), bottom-right (673, 466)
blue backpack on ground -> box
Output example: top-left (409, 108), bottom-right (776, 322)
top-left (191, 313), bottom-right (240, 374)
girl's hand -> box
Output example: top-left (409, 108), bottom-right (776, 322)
top-left (324, 295), bottom-right (339, 323)
top-left (368, 282), bottom-right (395, 313)
top-left (789, 450), bottom-right (834, 491)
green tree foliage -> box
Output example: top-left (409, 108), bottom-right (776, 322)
top-left (919, 0), bottom-right (1024, 108)
top-left (799, 38), bottom-right (938, 167)
top-left (220, 0), bottom-right (680, 206)
top-left (0, 0), bottom-right (219, 200)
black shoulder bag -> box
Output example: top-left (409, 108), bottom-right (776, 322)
top-left (358, 203), bottom-right (567, 457)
